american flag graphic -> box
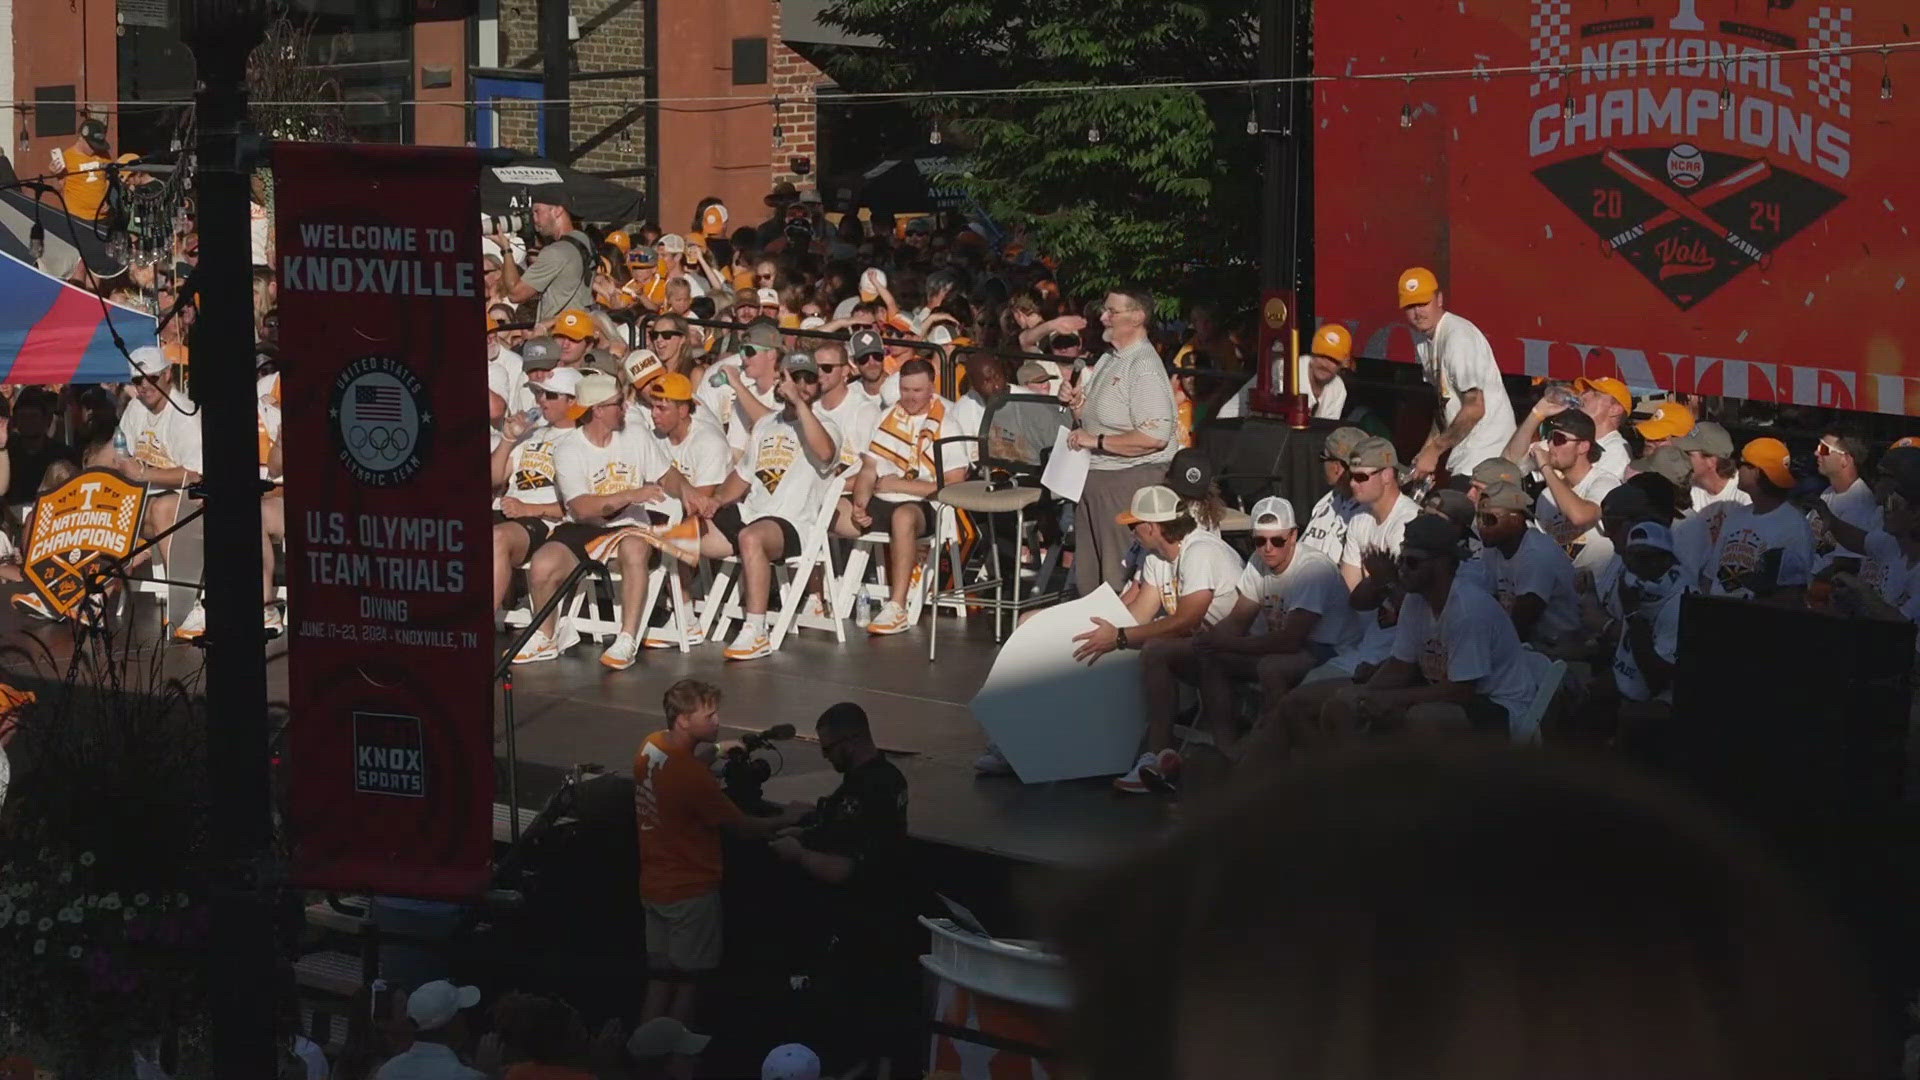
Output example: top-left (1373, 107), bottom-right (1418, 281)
top-left (355, 384), bottom-right (405, 421)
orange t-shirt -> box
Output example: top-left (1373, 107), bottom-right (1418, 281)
top-left (633, 730), bottom-right (743, 903)
top-left (53, 148), bottom-right (110, 222)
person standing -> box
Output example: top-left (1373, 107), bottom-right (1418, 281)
top-left (1300, 323), bottom-right (1353, 420)
top-left (1398, 268), bottom-right (1516, 483)
top-left (495, 193), bottom-right (594, 321)
top-left (635, 680), bottom-right (801, 1030)
top-left (1060, 288), bottom-right (1178, 596)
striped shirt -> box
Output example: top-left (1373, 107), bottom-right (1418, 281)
top-left (1081, 338), bottom-right (1178, 471)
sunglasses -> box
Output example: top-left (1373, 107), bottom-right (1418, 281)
top-left (1816, 441), bottom-right (1847, 458)
top-left (855, 354), bottom-right (885, 365)
top-left (649, 330), bottom-right (685, 340)
top-left (1348, 468), bottom-right (1381, 482)
top-left (1252, 535), bottom-right (1290, 549)
top-left (788, 370), bottom-right (820, 384)
top-left (535, 389), bottom-right (568, 401)
top-left (818, 363), bottom-right (846, 372)
top-left (1547, 431), bottom-right (1580, 446)
top-left (1397, 553), bottom-right (1432, 570)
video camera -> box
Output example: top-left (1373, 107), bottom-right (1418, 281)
top-left (719, 723), bottom-right (795, 815)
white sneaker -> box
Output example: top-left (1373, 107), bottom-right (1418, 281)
top-left (867, 600), bottom-right (911, 636)
top-left (802, 593), bottom-right (829, 620)
top-left (553, 618), bottom-right (580, 656)
top-left (973, 745), bottom-right (1014, 776)
top-left (1112, 751), bottom-right (1160, 794)
top-left (724, 624), bottom-right (772, 661)
top-left (644, 623), bottom-right (704, 649)
top-left (600, 632), bottom-right (638, 670)
top-left (512, 629), bottom-right (558, 665)
top-left (172, 603), bottom-right (207, 642)
top-left (263, 604), bottom-right (285, 637)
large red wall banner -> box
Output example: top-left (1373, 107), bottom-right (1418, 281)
top-left (1314, 0), bottom-right (1920, 417)
top-left (275, 144), bottom-right (494, 899)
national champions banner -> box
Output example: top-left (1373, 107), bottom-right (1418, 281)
top-left (275, 144), bottom-right (494, 899)
top-left (1314, 0), bottom-right (1920, 416)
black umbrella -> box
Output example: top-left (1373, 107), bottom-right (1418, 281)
top-left (480, 152), bottom-right (644, 226)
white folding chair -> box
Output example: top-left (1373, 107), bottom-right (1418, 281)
top-left (1511, 651), bottom-right (1568, 745)
top-left (834, 502), bottom-right (961, 625)
top-left (700, 485), bottom-right (847, 650)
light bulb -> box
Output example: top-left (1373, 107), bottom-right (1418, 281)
top-left (1400, 103), bottom-right (1414, 128)
top-left (773, 124), bottom-right (785, 148)
top-left (1719, 86), bottom-right (1732, 114)
top-left (929, 124), bottom-right (941, 145)
top-left (1883, 72), bottom-right (1894, 101)
top-left (1246, 110), bottom-right (1259, 135)
top-left (1087, 124), bottom-right (1101, 143)
top-left (1562, 94), bottom-right (1575, 119)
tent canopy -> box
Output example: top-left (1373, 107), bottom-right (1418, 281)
top-left (481, 153), bottom-right (645, 226)
top-left (0, 249), bottom-right (154, 384)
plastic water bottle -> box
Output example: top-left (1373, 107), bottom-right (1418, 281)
top-left (522, 405), bottom-right (542, 426)
top-left (855, 591), bottom-right (873, 627)
top-left (113, 429), bottom-right (130, 457)
top-left (708, 368), bottom-right (731, 388)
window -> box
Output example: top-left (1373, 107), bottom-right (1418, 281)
top-left (732, 37), bottom-right (768, 85)
top-left (34, 87), bottom-right (77, 138)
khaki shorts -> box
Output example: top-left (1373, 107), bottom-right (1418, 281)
top-left (644, 891), bottom-right (723, 972)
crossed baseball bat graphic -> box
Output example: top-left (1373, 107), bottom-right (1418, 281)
top-left (1602, 149), bottom-right (1771, 263)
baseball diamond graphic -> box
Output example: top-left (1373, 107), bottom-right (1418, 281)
top-left (1535, 145), bottom-right (1845, 309)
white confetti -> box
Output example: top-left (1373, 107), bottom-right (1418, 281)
top-left (1545, 224), bottom-right (1554, 238)
top-left (1736, 329), bottom-right (1750, 343)
top-left (1898, 276), bottom-right (1908, 292)
top-left (1885, 198), bottom-right (1897, 212)
top-left (1453, 128), bottom-right (1459, 141)
top-left (1321, 118), bottom-right (1329, 129)
top-left (1537, 316), bottom-right (1544, 326)
top-left (1458, 0), bottom-right (1466, 11)
top-left (1469, 95), bottom-right (1479, 114)
top-left (1804, 291), bottom-right (1816, 307)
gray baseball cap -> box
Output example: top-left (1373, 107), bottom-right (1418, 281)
top-left (741, 319), bottom-right (784, 353)
top-left (848, 328), bottom-right (885, 360)
top-left (782, 351), bottom-right (820, 376)
top-left (1669, 420), bottom-right (1734, 458)
top-left (1629, 445), bottom-right (1692, 487)
top-left (520, 336), bottom-right (560, 371)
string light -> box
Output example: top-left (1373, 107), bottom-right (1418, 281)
top-left (1246, 87), bottom-right (1260, 135)
top-left (1717, 61), bottom-right (1732, 114)
top-left (1087, 122), bottom-right (1101, 143)
top-left (772, 95), bottom-right (784, 147)
top-left (1562, 92), bottom-right (1575, 119)
top-left (928, 120), bottom-right (942, 145)
top-left (1400, 78), bottom-right (1414, 128)
top-left (1883, 47), bottom-right (1894, 100)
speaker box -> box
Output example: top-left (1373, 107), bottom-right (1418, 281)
top-left (1668, 594), bottom-right (1913, 823)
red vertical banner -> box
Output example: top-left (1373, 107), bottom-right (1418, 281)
top-left (275, 144), bottom-right (493, 900)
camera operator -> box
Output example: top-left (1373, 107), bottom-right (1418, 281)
top-left (634, 679), bottom-right (805, 1030)
top-left (770, 703), bottom-right (923, 1077)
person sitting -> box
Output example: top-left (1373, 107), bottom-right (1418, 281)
top-left (844, 359), bottom-right (970, 636)
top-left (490, 366), bottom-right (580, 615)
top-left (1466, 480), bottom-right (1581, 650)
top-left (639, 373), bottom-right (731, 648)
top-left (373, 981), bottom-right (486, 1080)
top-left (1316, 514), bottom-right (1538, 741)
top-left (1707, 437), bottom-right (1813, 602)
top-left (1070, 485), bottom-right (1244, 793)
top-left (1590, 521), bottom-right (1689, 753)
top-left (1525, 408), bottom-right (1622, 575)
top-left (694, 319), bottom-right (785, 455)
top-left (1191, 496), bottom-right (1359, 755)
top-left (512, 372), bottom-right (713, 669)
top-left (1299, 426), bottom-right (1368, 562)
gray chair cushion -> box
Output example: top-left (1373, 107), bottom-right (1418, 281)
top-left (935, 480), bottom-right (1043, 513)
top-left (1217, 509), bottom-right (1254, 533)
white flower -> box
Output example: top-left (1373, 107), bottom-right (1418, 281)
top-left (100, 893), bottom-right (120, 911)
top-left (174, 892), bottom-right (189, 908)
top-left (84, 894), bottom-right (98, 908)
top-left (77, 851), bottom-right (95, 867)
top-left (32, 938), bottom-right (44, 955)
top-left (13, 910), bottom-right (27, 925)
top-left (56, 869), bottom-right (71, 885)
top-left (66, 945), bottom-right (81, 959)
top-left (133, 893), bottom-right (149, 907)
top-left (123, 908), bottom-right (135, 921)
top-left (35, 917), bottom-right (50, 932)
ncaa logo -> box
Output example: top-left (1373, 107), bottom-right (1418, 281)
top-left (1665, 143), bottom-right (1705, 190)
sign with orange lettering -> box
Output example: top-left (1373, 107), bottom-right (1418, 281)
top-left (23, 468), bottom-right (146, 619)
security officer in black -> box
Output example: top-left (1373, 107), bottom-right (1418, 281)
top-left (771, 702), bottom-right (920, 1076)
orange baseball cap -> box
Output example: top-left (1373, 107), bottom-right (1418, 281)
top-left (553, 309), bottom-right (595, 340)
top-left (1573, 376), bottom-right (1632, 413)
top-left (1397, 267), bottom-right (1439, 307)
top-left (486, 315), bottom-right (500, 332)
top-left (652, 372), bottom-right (694, 401)
top-left (1893, 436), bottom-right (1920, 450)
top-left (1740, 437), bottom-right (1795, 488)
top-left (1634, 400), bottom-right (1695, 441)
top-left (702, 203), bottom-right (729, 236)
top-left (605, 230), bottom-right (632, 254)
top-left (1310, 323), bottom-right (1353, 365)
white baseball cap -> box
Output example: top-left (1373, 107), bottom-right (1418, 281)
top-left (572, 371), bottom-right (622, 411)
top-left (405, 980), bottom-right (480, 1032)
top-left (532, 366), bottom-right (583, 397)
top-left (761, 1043), bottom-right (821, 1080)
top-left (1250, 495), bottom-right (1296, 533)
top-left (128, 345), bottom-right (168, 378)
top-left (1116, 485), bottom-right (1181, 526)
top-left (756, 287), bottom-right (782, 307)
top-left (622, 348), bottom-right (665, 389)
top-left (657, 233), bottom-right (687, 254)
top-left (625, 1017), bottom-right (711, 1059)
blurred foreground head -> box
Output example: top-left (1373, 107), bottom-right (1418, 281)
top-left (1051, 746), bottom-right (1877, 1080)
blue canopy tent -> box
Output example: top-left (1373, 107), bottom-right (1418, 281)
top-left (0, 248), bottom-right (153, 384)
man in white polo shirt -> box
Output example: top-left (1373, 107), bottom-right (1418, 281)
top-left (1398, 267), bottom-right (1515, 483)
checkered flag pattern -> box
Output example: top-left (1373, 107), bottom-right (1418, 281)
top-left (116, 496), bottom-right (137, 535)
top-left (1529, 0), bottom-right (1574, 97)
top-left (1806, 6), bottom-right (1855, 118)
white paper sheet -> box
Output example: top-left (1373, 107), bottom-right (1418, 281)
top-left (969, 585), bottom-right (1145, 783)
top-left (1040, 427), bottom-right (1090, 502)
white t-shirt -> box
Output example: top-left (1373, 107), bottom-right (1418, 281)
top-left (1708, 501), bottom-right (1814, 597)
top-left (553, 424), bottom-right (675, 527)
top-left (117, 392), bottom-right (205, 488)
top-left (488, 348), bottom-right (530, 417)
top-left (1691, 478), bottom-right (1751, 513)
top-left (257, 372), bottom-right (283, 483)
top-left (737, 409), bottom-right (844, 525)
top-left (815, 391), bottom-right (883, 471)
top-left (694, 358), bottom-right (782, 450)
top-left (1810, 477), bottom-right (1882, 570)
top-left (1136, 530), bottom-right (1244, 627)
top-left (1470, 527), bottom-right (1581, 647)
top-left (503, 423), bottom-right (573, 507)
top-left (1670, 510), bottom-right (1717, 592)
top-left (1341, 494), bottom-right (1422, 570)
top-left (1414, 311), bottom-right (1516, 473)
top-left (1391, 579), bottom-right (1536, 726)
top-left (656, 421), bottom-right (732, 489)
top-left (1285, 352), bottom-right (1348, 420)
top-left (1860, 529), bottom-right (1920, 609)
top-left (1533, 465), bottom-right (1622, 572)
top-left (1596, 429), bottom-right (1632, 479)
top-left (1234, 546), bottom-right (1358, 648)
top-left (1612, 589), bottom-right (1685, 703)
top-left (866, 400), bottom-right (967, 502)
top-left (1302, 488), bottom-right (1360, 564)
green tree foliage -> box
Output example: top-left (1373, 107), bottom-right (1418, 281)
top-left (818, 0), bottom-right (1260, 307)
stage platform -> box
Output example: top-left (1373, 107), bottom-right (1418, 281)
top-left (0, 599), bottom-right (1173, 874)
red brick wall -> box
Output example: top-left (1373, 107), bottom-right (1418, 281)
top-left (768, 0), bottom-right (825, 191)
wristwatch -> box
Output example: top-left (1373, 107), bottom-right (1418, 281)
top-left (1096, 433), bottom-right (1106, 453)
top-left (1115, 626), bottom-right (1130, 650)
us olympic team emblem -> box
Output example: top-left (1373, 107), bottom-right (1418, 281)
top-left (329, 354), bottom-right (433, 486)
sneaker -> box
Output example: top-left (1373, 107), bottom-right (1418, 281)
top-left (1113, 750), bottom-right (1182, 794)
top-left (553, 618), bottom-right (580, 656)
top-left (11, 592), bottom-right (58, 622)
top-left (172, 603), bottom-right (207, 642)
top-left (723, 624), bottom-right (772, 661)
top-left (1154, 747), bottom-right (1184, 782)
top-left (801, 593), bottom-right (828, 621)
top-left (867, 600), bottom-right (911, 636)
top-left (600, 631), bottom-right (639, 670)
top-left (263, 604), bottom-right (285, 637)
top-left (644, 623), bottom-right (704, 649)
top-left (512, 629), bottom-right (558, 665)
top-left (973, 745), bottom-right (1015, 776)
